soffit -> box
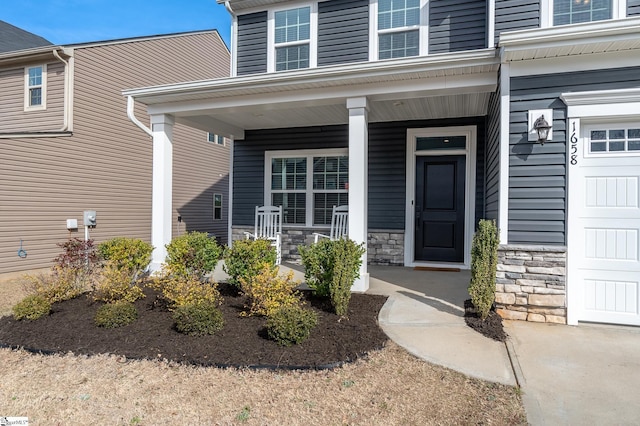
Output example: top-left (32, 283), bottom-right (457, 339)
top-left (500, 17), bottom-right (640, 62)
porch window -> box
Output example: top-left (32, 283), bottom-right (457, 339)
top-left (266, 150), bottom-right (348, 226)
top-left (553, 0), bottom-right (612, 25)
top-left (377, 0), bottom-right (420, 59)
top-left (274, 7), bottom-right (311, 71)
top-left (25, 65), bottom-right (46, 110)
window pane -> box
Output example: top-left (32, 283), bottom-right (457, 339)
top-left (29, 88), bottom-right (42, 106)
top-left (214, 194), bottom-right (222, 207)
top-left (590, 141), bottom-right (606, 152)
top-left (313, 193), bottom-right (348, 225)
top-left (628, 129), bottom-right (640, 139)
top-left (313, 156), bottom-right (348, 190)
top-left (272, 157), bottom-right (305, 190)
top-left (28, 67), bottom-right (42, 86)
top-left (590, 130), bottom-right (606, 140)
top-left (554, 0), bottom-right (611, 25)
top-left (610, 129), bottom-right (625, 139)
top-left (378, 0), bottom-right (420, 30)
top-left (379, 30), bottom-right (419, 59)
top-left (275, 7), bottom-right (310, 43)
top-left (628, 141), bottom-right (640, 151)
top-left (275, 45), bottom-right (310, 71)
top-left (609, 141), bottom-right (625, 151)
top-left (273, 193), bottom-right (306, 224)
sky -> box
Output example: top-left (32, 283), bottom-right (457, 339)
top-left (1, 0), bottom-right (231, 48)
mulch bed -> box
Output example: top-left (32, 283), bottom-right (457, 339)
top-left (0, 284), bottom-right (389, 369)
top-left (463, 299), bottom-right (507, 342)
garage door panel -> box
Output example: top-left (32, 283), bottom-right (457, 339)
top-left (585, 176), bottom-right (639, 209)
top-left (584, 227), bottom-right (638, 262)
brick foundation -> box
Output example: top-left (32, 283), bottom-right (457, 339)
top-left (495, 244), bottom-right (567, 324)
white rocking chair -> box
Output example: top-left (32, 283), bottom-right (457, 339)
top-left (244, 205), bottom-right (283, 265)
top-left (313, 205), bottom-right (349, 243)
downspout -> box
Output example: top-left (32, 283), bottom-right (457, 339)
top-left (52, 49), bottom-right (70, 132)
top-left (127, 95), bottom-right (153, 137)
top-left (225, 1), bottom-right (238, 77)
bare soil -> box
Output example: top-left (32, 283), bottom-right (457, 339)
top-left (464, 299), bottom-right (508, 342)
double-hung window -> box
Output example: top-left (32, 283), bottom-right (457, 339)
top-left (25, 65), bottom-right (46, 110)
top-left (274, 6), bottom-right (311, 71)
top-left (266, 150), bottom-right (348, 226)
top-left (553, 0), bottom-right (612, 25)
top-left (377, 0), bottom-right (421, 60)
top-left (213, 194), bottom-right (223, 220)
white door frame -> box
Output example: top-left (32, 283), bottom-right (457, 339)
top-left (404, 126), bottom-right (477, 269)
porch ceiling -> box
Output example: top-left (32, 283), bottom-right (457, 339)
top-left (124, 50), bottom-right (499, 139)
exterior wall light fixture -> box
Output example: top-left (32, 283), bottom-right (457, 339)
top-left (528, 109), bottom-right (553, 145)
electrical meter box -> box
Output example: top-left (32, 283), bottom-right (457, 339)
top-left (83, 210), bottom-right (97, 228)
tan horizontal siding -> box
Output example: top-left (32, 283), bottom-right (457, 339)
top-left (0, 62), bottom-right (65, 133)
top-left (0, 32), bottom-right (230, 274)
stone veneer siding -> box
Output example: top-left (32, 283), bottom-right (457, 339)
top-left (495, 244), bottom-right (567, 324)
top-left (231, 226), bottom-right (404, 265)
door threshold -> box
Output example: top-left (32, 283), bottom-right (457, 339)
top-left (413, 266), bottom-right (461, 272)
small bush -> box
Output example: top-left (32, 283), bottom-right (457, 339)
top-left (22, 270), bottom-right (86, 304)
top-left (98, 237), bottom-right (153, 279)
top-left (469, 219), bottom-right (500, 320)
top-left (223, 239), bottom-right (277, 288)
top-left (54, 238), bottom-right (99, 271)
top-left (93, 265), bottom-right (145, 304)
top-left (148, 275), bottom-right (222, 310)
top-left (95, 301), bottom-right (138, 328)
top-left (266, 304), bottom-right (318, 346)
top-left (173, 302), bottom-right (224, 336)
top-left (165, 232), bottom-right (222, 280)
top-left (240, 263), bottom-right (301, 317)
top-left (12, 294), bottom-right (51, 321)
top-left (300, 238), bottom-right (365, 316)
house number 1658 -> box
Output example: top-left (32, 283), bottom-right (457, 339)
top-left (570, 120), bottom-right (578, 166)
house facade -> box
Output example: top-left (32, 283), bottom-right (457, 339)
top-left (0, 27), bottom-right (231, 276)
top-left (125, 1), bottom-right (640, 327)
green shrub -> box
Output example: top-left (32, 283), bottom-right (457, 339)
top-left (22, 270), bottom-right (86, 304)
top-left (93, 264), bottom-right (145, 304)
top-left (266, 304), bottom-right (318, 346)
top-left (468, 219), bottom-right (500, 320)
top-left (240, 263), bottom-right (301, 317)
top-left (300, 238), bottom-right (365, 316)
top-left (98, 237), bottom-right (153, 278)
top-left (95, 301), bottom-right (138, 328)
top-left (148, 275), bottom-right (222, 310)
top-left (223, 239), bottom-right (277, 288)
top-left (12, 294), bottom-right (51, 321)
top-left (173, 302), bottom-right (224, 336)
top-left (165, 232), bottom-right (222, 280)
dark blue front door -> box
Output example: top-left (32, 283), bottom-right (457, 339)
top-left (414, 155), bottom-right (466, 263)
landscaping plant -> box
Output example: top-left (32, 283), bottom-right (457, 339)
top-left (266, 304), bottom-right (318, 346)
top-left (165, 232), bottom-right (222, 280)
top-left (239, 263), bottom-right (301, 317)
top-left (148, 274), bottom-right (222, 311)
top-left (94, 300), bottom-right (138, 328)
top-left (173, 301), bottom-right (224, 336)
top-left (12, 294), bottom-right (51, 321)
top-left (223, 239), bottom-right (277, 288)
top-left (468, 219), bottom-right (500, 320)
top-left (300, 238), bottom-right (365, 316)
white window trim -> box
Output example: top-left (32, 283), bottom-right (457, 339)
top-left (582, 122), bottom-right (640, 158)
top-left (24, 64), bottom-right (47, 111)
top-left (541, 0), bottom-right (627, 28)
top-left (264, 148), bottom-right (348, 227)
top-left (267, 2), bottom-right (318, 73)
top-left (369, 0), bottom-right (428, 61)
top-left (214, 193), bottom-right (223, 220)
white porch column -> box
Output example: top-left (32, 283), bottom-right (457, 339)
top-left (347, 97), bottom-right (369, 292)
top-left (150, 114), bottom-right (175, 272)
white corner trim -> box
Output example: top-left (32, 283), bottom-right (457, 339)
top-left (498, 63), bottom-right (510, 244)
top-left (487, 0), bottom-right (496, 48)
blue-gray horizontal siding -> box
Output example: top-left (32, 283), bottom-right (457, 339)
top-left (429, 0), bottom-right (487, 53)
top-left (485, 85), bottom-right (501, 222)
top-left (318, 0), bottom-right (369, 66)
top-left (494, 0), bottom-right (540, 46)
top-left (509, 66), bottom-right (640, 245)
top-left (629, 0), bottom-right (640, 15)
top-left (236, 11), bottom-right (267, 76)
top-left (233, 117), bottom-right (486, 229)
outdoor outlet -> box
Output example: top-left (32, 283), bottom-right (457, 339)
top-left (67, 219), bottom-right (78, 230)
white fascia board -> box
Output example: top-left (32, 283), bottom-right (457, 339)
top-left (123, 49), bottom-right (498, 101)
top-left (509, 50), bottom-right (640, 77)
top-left (145, 71), bottom-right (497, 115)
top-left (560, 88), bottom-right (640, 105)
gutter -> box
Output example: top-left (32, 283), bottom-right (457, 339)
top-left (127, 95), bottom-right (153, 137)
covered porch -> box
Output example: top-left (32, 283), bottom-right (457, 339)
top-left (123, 49), bottom-right (500, 292)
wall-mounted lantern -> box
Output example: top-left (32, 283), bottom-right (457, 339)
top-left (533, 115), bottom-right (552, 145)
top-left (528, 109), bottom-right (553, 145)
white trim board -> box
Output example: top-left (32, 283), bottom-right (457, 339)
top-left (404, 125), bottom-right (477, 269)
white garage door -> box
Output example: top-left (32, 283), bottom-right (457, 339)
top-left (568, 123), bottom-right (640, 326)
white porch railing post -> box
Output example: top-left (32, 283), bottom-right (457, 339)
top-left (150, 114), bottom-right (175, 272)
top-left (347, 97), bottom-right (369, 292)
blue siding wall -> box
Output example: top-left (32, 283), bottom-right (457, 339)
top-left (509, 66), bottom-right (640, 245)
top-left (629, 0), bottom-right (640, 15)
top-left (233, 118), bottom-right (486, 229)
top-left (494, 0), bottom-right (540, 46)
top-left (485, 82), bottom-right (501, 221)
top-left (318, 0), bottom-right (369, 66)
top-left (429, 0), bottom-right (487, 53)
top-left (236, 12), bottom-right (268, 76)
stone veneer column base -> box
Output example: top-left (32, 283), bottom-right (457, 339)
top-left (231, 226), bottom-right (404, 265)
top-left (495, 244), bottom-right (567, 324)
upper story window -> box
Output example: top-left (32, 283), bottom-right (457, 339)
top-left (554, 0), bottom-right (611, 25)
top-left (24, 65), bottom-right (46, 110)
top-left (377, 0), bottom-right (420, 59)
top-left (207, 132), bottom-right (226, 145)
top-left (268, 4), bottom-right (317, 72)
